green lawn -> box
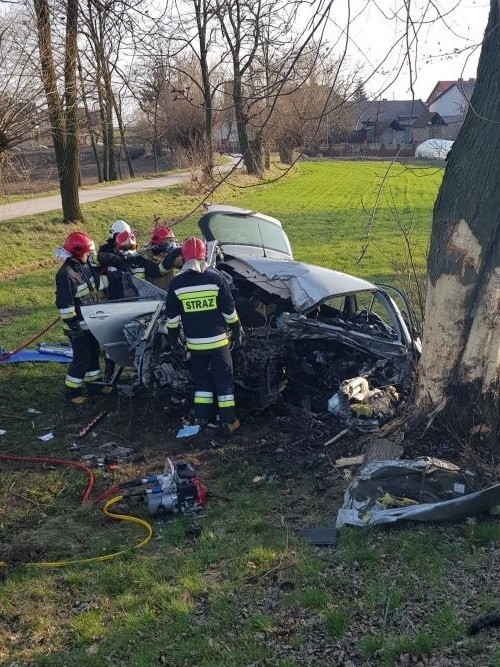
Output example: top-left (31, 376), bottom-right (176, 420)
top-left (1, 160), bottom-right (499, 667)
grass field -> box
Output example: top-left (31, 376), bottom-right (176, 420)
top-left (1, 160), bottom-right (499, 667)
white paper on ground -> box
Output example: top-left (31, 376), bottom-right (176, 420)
top-left (38, 432), bottom-right (54, 441)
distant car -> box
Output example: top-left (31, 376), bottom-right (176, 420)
top-left (81, 205), bottom-right (421, 410)
top-left (415, 139), bottom-right (454, 159)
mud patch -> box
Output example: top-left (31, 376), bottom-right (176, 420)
top-left (0, 307), bottom-right (29, 326)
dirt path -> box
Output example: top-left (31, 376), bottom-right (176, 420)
top-left (0, 173), bottom-right (192, 221)
top-left (0, 158), bottom-right (241, 221)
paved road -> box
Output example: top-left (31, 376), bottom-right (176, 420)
top-left (0, 171), bottom-right (195, 221)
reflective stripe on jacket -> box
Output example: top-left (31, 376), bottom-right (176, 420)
top-left (164, 267), bottom-right (239, 351)
top-left (55, 258), bottom-right (108, 331)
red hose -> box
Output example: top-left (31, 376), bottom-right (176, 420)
top-left (0, 455), bottom-right (95, 504)
top-left (94, 485), bottom-right (120, 505)
top-left (0, 317), bottom-right (61, 362)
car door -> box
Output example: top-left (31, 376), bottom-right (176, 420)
top-left (80, 278), bottom-right (166, 367)
top-left (80, 298), bottom-right (164, 367)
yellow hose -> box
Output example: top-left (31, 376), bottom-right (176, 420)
top-left (0, 496), bottom-right (153, 569)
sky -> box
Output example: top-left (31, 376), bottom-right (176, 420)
top-left (333, 0), bottom-right (491, 102)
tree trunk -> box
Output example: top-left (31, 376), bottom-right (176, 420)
top-left (61, 0), bottom-right (82, 221)
top-left (264, 144), bottom-right (270, 170)
top-left (112, 94), bottom-right (135, 178)
top-left (278, 139), bottom-right (294, 164)
top-left (233, 80), bottom-right (260, 175)
top-left (103, 68), bottom-right (117, 181)
top-left (95, 66), bottom-right (109, 181)
top-left (195, 0), bottom-right (214, 176)
top-left (415, 0), bottom-right (500, 451)
top-left (78, 56), bottom-right (103, 182)
top-left (34, 0), bottom-right (82, 222)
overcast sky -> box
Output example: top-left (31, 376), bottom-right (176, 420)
top-left (334, 0), bottom-right (490, 102)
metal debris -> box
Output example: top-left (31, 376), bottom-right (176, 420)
top-left (76, 411), bottom-right (107, 439)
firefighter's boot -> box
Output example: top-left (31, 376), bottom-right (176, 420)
top-left (65, 389), bottom-right (87, 405)
top-left (87, 382), bottom-right (114, 397)
top-left (222, 418), bottom-right (240, 438)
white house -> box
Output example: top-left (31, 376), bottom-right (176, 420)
top-left (426, 79), bottom-right (475, 140)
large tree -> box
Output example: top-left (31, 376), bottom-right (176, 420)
top-left (33, 0), bottom-right (82, 222)
top-left (414, 0), bottom-right (499, 451)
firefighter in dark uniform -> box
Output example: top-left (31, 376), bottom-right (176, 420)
top-left (55, 231), bottom-right (113, 405)
top-left (164, 237), bottom-right (243, 436)
top-left (106, 230), bottom-right (182, 299)
top-left (99, 219), bottom-right (132, 255)
top-left (142, 225), bottom-right (182, 292)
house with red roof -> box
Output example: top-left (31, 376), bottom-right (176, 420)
top-left (426, 78), bottom-right (475, 139)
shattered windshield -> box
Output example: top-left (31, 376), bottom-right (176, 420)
top-left (317, 291), bottom-right (399, 340)
top-left (206, 213), bottom-right (292, 257)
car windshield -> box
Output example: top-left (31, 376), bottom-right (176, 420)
top-left (205, 213), bottom-right (292, 257)
top-left (317, 291), bottom-right (400, 340)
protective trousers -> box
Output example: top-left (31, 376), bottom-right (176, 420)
top-left (65, 330), bottom-right (101, 398)
top-left (189, 345), bottom-right (236, 424)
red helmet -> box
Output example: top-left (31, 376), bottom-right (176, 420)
top-left (181, 237), bottom-right (206, 261)
top-left (115, 230), bottom-right (137, 252)
top-left (150, 226), bottom-right (175, 245)
top-left (63, 232), bottom-right (95, 260)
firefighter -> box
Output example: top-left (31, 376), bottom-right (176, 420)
top-left (99, 230), bottom-right (182, 383)
top-left (55, 231), bottom-right (113, 405)
top-left (164, 236), bottom-right (243, 437)
top-left (109, 230), bottom-right (181, 295)
top-left (103, 230), bottom-right (181, 300)
top-left (142, 226), bottom-right (182, 292)
top-left (98, 219), bottom-right (132, 255)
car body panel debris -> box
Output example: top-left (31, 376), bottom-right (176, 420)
top-left (336, 457), bottom-right (500, 528)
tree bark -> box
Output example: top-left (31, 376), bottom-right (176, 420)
top-left (95, 66), bottom-right (108, 181)
top-left (34, 0), bottom-right (83, 221)
top-left (415, 0), bottom-right (500, 451)
top-left (78, 55), bottom-right (103, 182)
top-left (61, 0), bottom-right (82, 221)
top-left (112, 93), bottom-right (135, 178)
top-left (233, 75), bottom-right (260, 174)
top-left (194, 0), bottom-right (214, 176)
top-left (103, 63), bottom-right (117, 181)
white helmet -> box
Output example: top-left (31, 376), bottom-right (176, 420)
top-left (109, 219), bottom-right (131, 238)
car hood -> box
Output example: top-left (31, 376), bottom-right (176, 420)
top-left (225, 256), bottom-right (377, 312)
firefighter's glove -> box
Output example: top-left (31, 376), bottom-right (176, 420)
top-left (167, 328), bottom-right (181, 349)
top-left (161, 245), bottom-right (182, 271)
top-left (97, 252), bottom-right (127, 270)
top-left (67, 324), bottom-right (86, 342)
top-left (121, 252), bottom-right (137, 264)
top-left (230, 324), bottom-right (244, 350)
top-left (109, 254), bottom-right (128, 270)
top-left (150, 243), bottom-right (168, 256)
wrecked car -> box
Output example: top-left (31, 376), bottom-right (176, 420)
top-left (81, 205), bottom-right (421, 420)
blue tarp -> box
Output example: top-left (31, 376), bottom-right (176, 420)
top-left (0, 349), bottom-right (72, 364)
